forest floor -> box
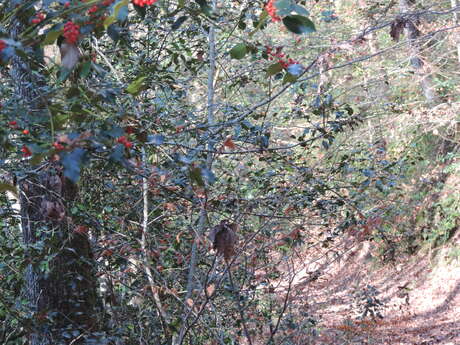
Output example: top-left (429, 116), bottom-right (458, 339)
top-left (289, 232), bottom-right (460, 345)
top-left (276, 148), bottom-right (460, 345)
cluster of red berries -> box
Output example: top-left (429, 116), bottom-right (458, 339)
top-left (132, 0), bottom-right (158, 7)
top-left (117, 136), bottom-right (133, 148)
top-left (88, 5), bottom-right (99, 14)
top-left (266, 46), bottom-right (299, 69)
top-left (53, 142), bottom-right (65, 150)
top-left (31, 12), bottom-right (46, 24)
top-left (266, 0), bottom-right (281, 22)
top-left (21, 146), bottom-right (32, 157)
top-left (8, 121), bottom-right (32, 156)
top-left (0, 40), bottom-right (6, 53)
top-left (63, 21), bottom-right (80, 44)
top-left (8, 121), bottom-right (30, 134)
top-left (102, 0), bottom-right (115, 5)
top-left (125, 126), bottom-right (135, 134)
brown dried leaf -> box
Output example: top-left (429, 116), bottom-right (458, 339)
top-left (390, 18), bottom-right (406, 42)
top-left (40, 199), bottom-right (65, 221)
top-left (206, 284), bottom-right (215, 297)
top-left (223, 136), bottom-right (236, 149)
top-left (60, 42), bottom-right (81, 70)
top-left (211, 220), bottom-right (238, 262)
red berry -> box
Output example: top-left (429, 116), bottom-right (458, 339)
top-left (132, 0), bottom-right (158, 7)
top-left (125, 126), bottom-right (135, 134)
top-left (266, 0), bottom-right (281, 22)
top-left (64, 2), bottom-right (70, 8)
top-left (53, 142), bottom-right (65, 150)
top-left (31, 12), bottom-right (46, 24)
top-left (63, 21), bottom-right (80, 44)
top-left (88, 5), bottom-right (98, 14)
top-left (0, 40), bottom-right (7, 52)
top-left (23, 129), bottom-right (30, 135)
top-left (21, 145), bottom-right (32, 157)
top-left (8, 121), bottom-right (17, 126)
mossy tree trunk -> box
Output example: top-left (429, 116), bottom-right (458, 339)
top-left (10, 12), bottom-right (101, 345)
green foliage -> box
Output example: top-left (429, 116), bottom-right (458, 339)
top-left (0, 0), bottom-right (459, 343)
top-left (282, 15), bottom-right (316, 34)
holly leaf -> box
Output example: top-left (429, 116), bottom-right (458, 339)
top-left (41, 29), bottom-right (62, 46)
top-left (104, 0), bottom-right (129, 29)
top-left (283, 72), bottom-right (298, 84)
top-left (274, 0), bottom-right (293, 16)
top-left (267, 62), bottom-right (283, 76)
top-left (282, 15), bottom-right (316, 34)
top-left (229, 43), bottom-right (247, 60)
top-left (61, 148), bottom-right (86, 183)
top-left (172, 16), bottom-right (188, 30)
top-left (126, 75), bottom-right (147, 95)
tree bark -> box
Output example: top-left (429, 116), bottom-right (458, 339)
top-left (10, 11), bottom-right (100, 345)
top-left (452, 0), bottom-right (460, 65)
top-left (399, 0), bottom-right (440, 104)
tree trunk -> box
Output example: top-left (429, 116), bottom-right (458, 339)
top-left (452, 0), bottom-right (460, 65)
top-left (399, 0), bottom-right (440, 104)
top-left (10, 12), bottom-right (101, 345)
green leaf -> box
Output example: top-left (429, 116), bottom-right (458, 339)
top-left (249, 10), bottom-right (268, 36)
top-left (116, 4), bottom-right (129, 21)
top-left (172, 16), bottom-right (188, 30)
top-left (52, 113), bottom-right (69, 130)
top-left (282, 15), bottom-right (316, 35)
top-left (103, 15), bottom-right (116, 29)
top-left (30, 153), bottom-right (48, 166)
top-left (104, 0), bottom-right (128, 29)
top-left (114, 0), bottom-right (129, 17)
top-left (110, 144), bottom-right (125, 163)
top-left (126, 75), bottom-right (147, 95)
top-left (190, 166), bottom-right (204, 187)
top-left (0, 183), bottom-right (17, 197)
top-left (229, 43), bottom-right (247, 59)
top-left (275, 0), bottom-right (293, 16)
top-left (79, 61), bottom-right (91, 78)
top-left (292, 4), bottom-right (309, 16)
top-left (283, 72), bottom-right (298, 84)
top-left (107, 24), bottom-right (121, 42)
top-left (194, 0), bottom-right (212, 17)
top-left (267, 62), bottom-right (283, 76)
top-left (62, 148), bottom-right (86, 183)
top-left (41, 29), bottom-right (62, 46)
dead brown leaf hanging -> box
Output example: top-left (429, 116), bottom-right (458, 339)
top-left (209, 220), bottom-right (238, 262)
top-left (390, 18), bottom-right (406, 42)
top-left (60, 42), bottom-right (81, 71)
top-left (40, 199), bottom-right (65, 221)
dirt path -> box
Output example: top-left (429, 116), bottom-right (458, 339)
top-left (293, 239), bottom-right (460, 345)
